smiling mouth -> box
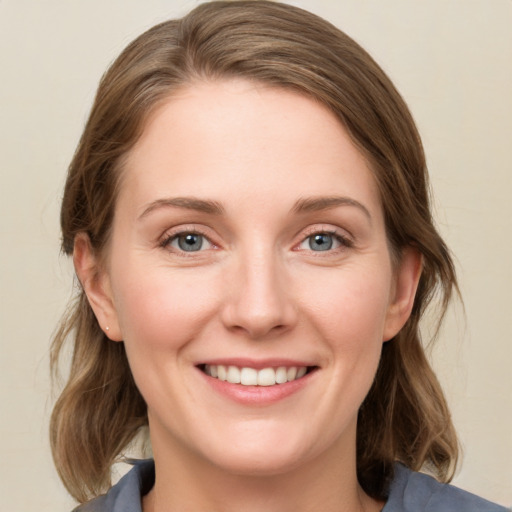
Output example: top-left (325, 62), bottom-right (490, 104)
top-left (199, 364), bottom-right (317, 386)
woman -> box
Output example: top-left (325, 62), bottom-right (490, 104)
top-left (50, 1), bottom-right (509, 511)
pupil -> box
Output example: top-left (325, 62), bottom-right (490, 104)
top-left (178, 234), bottom-right (202, 251)
top-left (310, 233), bottom-right (333, 251)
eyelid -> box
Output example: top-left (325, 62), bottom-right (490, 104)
top-left (294, 225), bottom-right (354, 251)
top-left (157, 223), bottom-right (353, 254)
top-left (169, 233), bottom-right (214, 252)
top-left (159, 225), bottom-right (218, 253)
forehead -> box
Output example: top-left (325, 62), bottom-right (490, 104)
top-left (118, 79), bottom-right (382, 219)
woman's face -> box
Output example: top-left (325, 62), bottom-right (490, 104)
top-left (83, 80), bottom-right (419, 476)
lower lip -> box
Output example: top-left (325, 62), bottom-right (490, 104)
top-left (197, 368), bottom-right (316, 405)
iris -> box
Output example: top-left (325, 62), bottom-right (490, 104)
top-left (309, 233), bottom-right (334, 251)
top-left (177, 233), bottom-right (204, 251)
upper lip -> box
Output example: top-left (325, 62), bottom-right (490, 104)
top-left (195, 358), bottom-right (317, 370)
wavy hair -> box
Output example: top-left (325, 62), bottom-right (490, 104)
top-left (51, 0), bottom-right (459, 503)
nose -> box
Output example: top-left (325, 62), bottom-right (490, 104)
top-left (220, 250), bottom-right (297, 340)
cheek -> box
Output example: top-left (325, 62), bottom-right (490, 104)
top-left (298, 264), bottom-right (393, 349)
top-left (111, 264), bottom-right (221, 352)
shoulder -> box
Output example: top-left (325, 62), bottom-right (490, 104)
top-left (385, 463), bottom-right (510, 512)
top-left (73, 459), bottom-right (155, 512)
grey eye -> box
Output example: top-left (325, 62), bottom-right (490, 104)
top-left (308, 233), bottom-right (334, 251)
top-left (175, 233), bottom-right (205, 252)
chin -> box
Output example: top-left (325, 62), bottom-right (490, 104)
top-left (209, 449), bottom-right (306, 477)
top-left (194, 428), bottom-right (319, 477)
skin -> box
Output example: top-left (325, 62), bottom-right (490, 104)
top-left (75, 80), bottom-right (421, 512)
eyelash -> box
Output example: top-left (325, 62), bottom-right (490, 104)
top-left (159, 227), bottom-right (216, 256)
top-left (295, 228), bottom-right (354, 254)
top-left (159, 226), bottom-right (353, 255)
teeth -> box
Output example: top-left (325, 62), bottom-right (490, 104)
top-left (227, 365), bottom-right (241, 384)
top-left (204, 364), bottom-right (309, 386)
top-left (296, 367), bottom-right (307, 379)
top-left (275, 367), bottom-right (288, 384)
top-left (217, 365), bottom-right (227, 381)
top-left (258, 368), bottom-right (275, 386)
top-left (286, 367), bottom-right (297, 381)
top-left (240, 367), bottom-right (258, 385)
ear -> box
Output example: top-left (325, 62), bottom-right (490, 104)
top-left (73, 233), bottom-right (123, 342)
top-left (383, 247), bottom-right (422, 342)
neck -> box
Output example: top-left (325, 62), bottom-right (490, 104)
top-left (143, 425), bottom-right (382, 512)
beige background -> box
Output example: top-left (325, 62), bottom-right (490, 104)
top-left (0, 0), bottom-right (510, 509)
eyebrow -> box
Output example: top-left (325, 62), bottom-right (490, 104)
top-left (292, 196), bottom-right (372, 221)
top-left (138, 195), bottom-right (371, 222)
top-left (139, 197), bottom-right (225, 219)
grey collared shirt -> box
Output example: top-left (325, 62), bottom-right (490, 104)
top-left (75, 459), bottom-right (509, 512)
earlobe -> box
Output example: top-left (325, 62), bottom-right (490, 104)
top-left (383, 247), bottom-right (423, 342)
top-left (73, 233), bottom-right (123, 342)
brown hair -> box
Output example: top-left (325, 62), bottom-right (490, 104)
top-left (51, 0), bottom-right (459, 503)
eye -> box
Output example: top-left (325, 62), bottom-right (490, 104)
top-left (165, 232), bottom-right (213, 252)
top-left (298, 231), bottom-right (349, 252)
